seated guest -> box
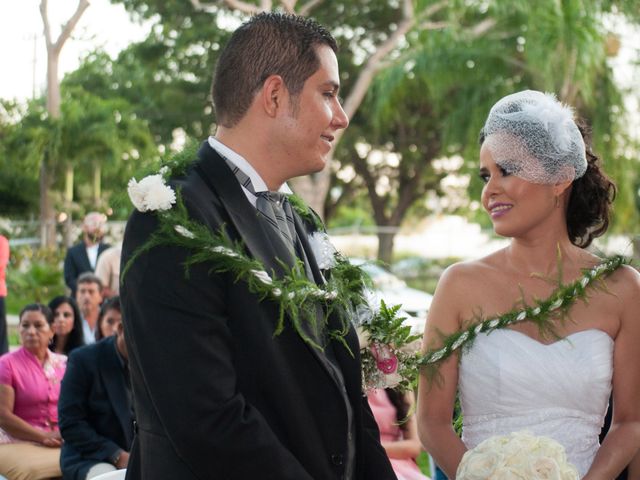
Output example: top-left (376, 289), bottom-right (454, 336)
top-left (95, 297), bottom-right (121, 342)
top-left (76, 273), bottom-right (104, 345)
top-left (49, 296), bottom-right (85, 356)
top-left (59, 319), bottom-right (133, 479)
top-left (367, 388), bottom-right (430, 480)
top-left (0, 303), bottom-right (67, 480)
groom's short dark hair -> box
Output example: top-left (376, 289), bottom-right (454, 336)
top-left (211, 12), bottom-right (338, 128)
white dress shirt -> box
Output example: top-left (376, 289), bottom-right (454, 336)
top-left (207, 136), bottom-right (292, 207)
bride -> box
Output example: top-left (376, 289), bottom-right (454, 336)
top-left (416, 90), bottom-right (640, 479)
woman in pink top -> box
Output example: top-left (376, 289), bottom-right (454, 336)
top-left (0, 233), bottom-right (9, 354)
top-left (368, 388), bottom-right (430, 480)
top-left (0, 303), bottom-right (67, 479)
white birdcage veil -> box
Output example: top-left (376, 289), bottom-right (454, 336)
top-left (481, 90), bottom-right (587, 184)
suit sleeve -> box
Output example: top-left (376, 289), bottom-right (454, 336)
top-left (122, 209), bottom-right (314, 480)
top-left (58, 349), bottom-right (122, 461)
top-left (359, 395), bottom-right (399, 479)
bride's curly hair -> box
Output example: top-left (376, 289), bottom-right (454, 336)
top-left (566, 120), bottom-right (616, 248)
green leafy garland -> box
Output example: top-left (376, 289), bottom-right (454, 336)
top-left (419, 254), bottom-right (628, 377)
top-left (123, 142), bottom-right (421, 391)
top-left (359, 301), bottom-right (422, 392)
top-left (123, 142), bottom-right (629, 393)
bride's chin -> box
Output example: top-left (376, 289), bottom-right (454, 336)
top-left (492, 225), bottom-right (513, 238)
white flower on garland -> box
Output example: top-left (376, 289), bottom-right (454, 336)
top-left (174, 225), bottom-right (195, 239)
top-left (356, 326), bottom-right (371, 349)
top-left (352, 287), bottom-right (381, 330)
top-left (307, 231), bottom-right (337, 269)
top-left (381, 371), bottom-right (402, 389)
top-left (128, 174), bottom-right (176, 212)
top-left (457, 431), bottom-right (578, 480)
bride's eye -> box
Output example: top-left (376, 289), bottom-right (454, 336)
top-left (499, 166), bottom-right (511, 177)
top-left (479, 173), bottom-right (490, 183)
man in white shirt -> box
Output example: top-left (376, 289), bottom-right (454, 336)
top-left (76, 273), bottom-right (104, 345)
top-left (63, 212), bottom-right (110, 297)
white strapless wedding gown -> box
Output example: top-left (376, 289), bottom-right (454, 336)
top-left (458, 329), bottom-right (613, 478)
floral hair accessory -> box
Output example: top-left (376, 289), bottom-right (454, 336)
top-left (482, 90), bottom-right (587, 184)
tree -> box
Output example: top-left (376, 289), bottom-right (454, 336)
top-left (0, 101), bottom-right (41, 216)
top-left (109, 0), bottom-right (457, 215)
top-left (330, 0), bottom-right (640, 262)
top-left (100, 0), bottom-right (639, 262)
top-left (38, 0), bottom-right (90, 246)
top-left (0, 89), bottom-right (157, 227)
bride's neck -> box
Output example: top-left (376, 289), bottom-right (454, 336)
top-left (503, 238), bottom-right (585, 277)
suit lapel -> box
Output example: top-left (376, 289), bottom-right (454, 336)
top-left (99, 338), bottom-right (133, 446)
top-left (195, 142), bottom-right (351, 396)
top-left (77, 246), bottom-right (92, 272)
top-left (195, 142), bottom-right (297, 278)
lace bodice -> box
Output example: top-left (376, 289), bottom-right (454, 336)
top-left (459, 329), bottom-right (614, 478)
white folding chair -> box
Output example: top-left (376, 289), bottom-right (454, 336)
top-left (90, 469), bottom-right (127, 480)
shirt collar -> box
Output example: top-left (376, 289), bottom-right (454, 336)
top-left (207, 136), bottom-right (293, 196)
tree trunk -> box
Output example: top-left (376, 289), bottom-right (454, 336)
top-left (39, 0), bottom-right (90, 247)
top-left (38, 161), bottom-right (56, 247)
top-left (39, 51), bottom-right (60, 247)
top-left (63, 164), bottom-right (74, 247)
top-left (46, 52), bottom-right (60, 117)
top-left (377, 230), bottom-right (397, 266)
top-left (93, 161), bottom-right (101, 207)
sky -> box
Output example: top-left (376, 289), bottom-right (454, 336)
top-left (0, 0), bottom-right (151, 101)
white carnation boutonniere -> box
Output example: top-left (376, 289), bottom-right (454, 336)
top-left (307, 231), bottom-right (337, 270)
top-left (128, 167), bottom-right (176, 212)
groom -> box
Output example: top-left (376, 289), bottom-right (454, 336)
top-left (120, 12), bottom-right (396, 480)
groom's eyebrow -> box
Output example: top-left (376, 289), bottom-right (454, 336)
top-left (321, 80), bottom-right (340, 93)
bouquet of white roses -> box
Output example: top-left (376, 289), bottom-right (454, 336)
top-left (456, 431), bottom-right (579, 480)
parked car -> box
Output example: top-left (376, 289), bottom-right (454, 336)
top-left (350, 258), bottom-right (433, 334)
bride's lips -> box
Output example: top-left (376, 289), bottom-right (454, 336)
top-left (488, 202), bottom-right (513, 218)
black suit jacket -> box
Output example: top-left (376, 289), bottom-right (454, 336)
top-left (64, 241), bottom-right (110, 294)
top-left (120, 142), bottom-right (396, 480)
top-left (59, 335), bottom-right (134, 480)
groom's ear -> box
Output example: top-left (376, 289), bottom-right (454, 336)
top-left (261, 75), bottom-right (285, 118)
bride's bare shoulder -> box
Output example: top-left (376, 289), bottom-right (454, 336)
top-left (606, 263), bottom-right (640, 298)
top-left (436, 250), bottom-right (505, 292)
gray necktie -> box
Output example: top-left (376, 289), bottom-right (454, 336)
top-left (225, 159), bottom-right (297, 251)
